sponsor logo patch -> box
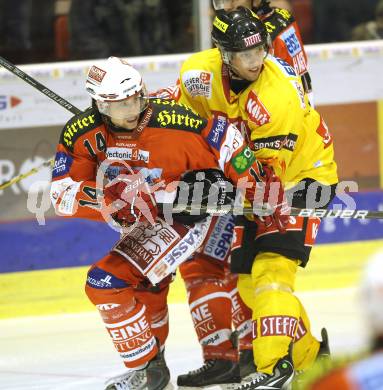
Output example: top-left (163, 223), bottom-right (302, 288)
top-left (294, 317), bottom-right (308, 342)
top-left (106, 147), bottom-right (150, 163)
top-left (163, 227), bottom-right (204, 267)
top-left (182, 70), bottom-right (213, 98)
top-left (207, 115), bottom-right (227, 150)
top-left (281, 27), bottom-right (302, 57)
top-left (292, 51), bottom-right (308, 76)
top-left (260, 315), bottom-right (298, 338)
top-left (88, 65), bottom-right (106, 84)
top-left (244, 33), bottom-right (262, 47)
top-left (252, 133), bottom-right (298, 152)
top-left (86, 267), bottom-right (128, 289)
top-left (246, 91), bottom-right (271, 126)
top-left (290, 80), bottom-right (306, 108)
top-left (274, 57), bottom-right (296, 77)
top-left (231, 146), bottom-right (256, 174)
top-left (252, 320), bottom-right (258, 340)
top-left (52, 151), bottom-right (73, 178)
top-left (62, 114), bottom-right (97, 147)
top-left (213, 16), bottom-right (229, 33)
top-left (316, 118), bottom-right (333, 149)
top-left (231, 225), bottom-right (244, 251)
top-left (156, 108), bottom-right (204, 130)
top-left (113, 220), bottom-right (180, 272)
top-left (202, 214), bottom-right (235, 261)
top-left (304, 217), bottom-right (321, 246)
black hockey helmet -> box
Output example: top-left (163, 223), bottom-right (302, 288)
top-left (212, 7), bottom-right (271, 55)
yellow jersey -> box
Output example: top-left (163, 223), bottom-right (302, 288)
top-left (177, 48), bottom-right (338, 188)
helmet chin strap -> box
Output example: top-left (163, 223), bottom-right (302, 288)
top-left (228, 64), bottom-right (244, 80)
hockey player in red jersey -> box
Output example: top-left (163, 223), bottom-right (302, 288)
top-left (212, 0), bottom-right (313, 105)
top-left (50, 56), bottom-right (288, 390)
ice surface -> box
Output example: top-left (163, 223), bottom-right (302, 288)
top-left (0, 288), bottom-right (370, 389)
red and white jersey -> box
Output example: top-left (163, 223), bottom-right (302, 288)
top-left (260, 7), bottom-right (313, 104)
top-left (50, 98), bottom-right (264, 221)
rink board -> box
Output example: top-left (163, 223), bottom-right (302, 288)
top-left (1, 239), bottom-right (383, 319)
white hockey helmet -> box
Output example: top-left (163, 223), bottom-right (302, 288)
top-left (85, 57), bottom-right (148, 120)
top-left (360, 250), bottom-right (383, 336)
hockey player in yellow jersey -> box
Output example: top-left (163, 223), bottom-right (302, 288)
top-left (176, 7), bottom-right (338, 390)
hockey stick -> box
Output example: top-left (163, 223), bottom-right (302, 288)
top-left (0, 159), bottom-right (54, 191)
top-left (1, 57), bottom-right (382, 220)
top-left (0, 56), bottom-right (83, 190)
top-left (170, 204), bottom-right (383, 219)
top-left (0, 56), bottom-right (82, 115)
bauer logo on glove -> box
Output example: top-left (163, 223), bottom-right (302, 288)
top-left (103, 171), bottom-right (158, 226)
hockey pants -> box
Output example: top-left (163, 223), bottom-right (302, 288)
top-left (237, 252), bottom-right (320, 374)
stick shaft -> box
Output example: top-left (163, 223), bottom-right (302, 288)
top-left (0, 56), bottom-right (82, 115)
top-left (0, 56), bottom-right (83, 189)
top-left (170, 205), bottom-right (383, 219)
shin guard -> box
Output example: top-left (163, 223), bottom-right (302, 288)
top-left (97, 300), bottom-right (158, 369)
top-left (186, 278), bottom-right (237, 361)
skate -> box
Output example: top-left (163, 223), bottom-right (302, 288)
top-left (105, 349), bottom-right (170, 390)
top-left (317, 327), bottom-right (331, 362)
top-left (239, 349), bottom-right (256, 380)
top-left (177, 358), bottom-right (241, 388)
top-left (292, 328), bottom-right (331, 390)
top-left (235, 354), bottom-right (294, 390)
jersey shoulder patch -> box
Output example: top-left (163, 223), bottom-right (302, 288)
top-left (60, 107), bottom-right (103, 151)
top-left (182, 69), bottom-right (214, 99)
top-left (180, 49), bottom-right (219, 99)
top-left (279, 25), bottom-right (303, 57)
top-left (267, 55), bottom-right (297, 78)
top-left (263, 8), bottom-right (295, 40)
top-left (148, 98), bottom-right (208, 134)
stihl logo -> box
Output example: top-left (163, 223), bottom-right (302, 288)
top-left (0, 96), bottom-right (22, 110)
top-left (246, 91), bottom-right (270, 126)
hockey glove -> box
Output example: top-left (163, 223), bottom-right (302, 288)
top-left (254, 165), bottom-right (290, 233)
top-left (104, 172), bottom-right (158, 225)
